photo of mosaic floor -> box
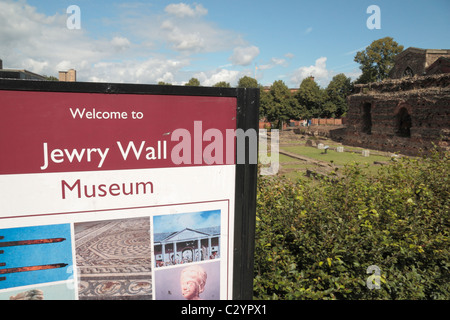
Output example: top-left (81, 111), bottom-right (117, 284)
top-left (74, 217), bottom-right (152, 300)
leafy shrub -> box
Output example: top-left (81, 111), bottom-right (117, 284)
top-left (253, 150), bottom-right (449, 299)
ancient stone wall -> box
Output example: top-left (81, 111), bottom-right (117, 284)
top-left (390, 49), bottom-right (427, 78)
top-left (339, 74), bottom-right (449, 156)
top-left (390, 48), bottom-right (450, 79)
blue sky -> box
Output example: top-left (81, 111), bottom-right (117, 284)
top-left (0, 223), bottom-right (73, 290)
top-left (154, 210), bottom-right (220, 233)
top-left (0, 0), bottom-right (449, 87)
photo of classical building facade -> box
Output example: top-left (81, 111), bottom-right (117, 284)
top-left (153, 226), bottom-right (220, 267)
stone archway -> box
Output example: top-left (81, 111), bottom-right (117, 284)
top-left (361, 102), bottom-right (372, 134)
top-left (403, 66), bottom-right (414, 78)
top-left (396, 107), bottom-right (412, 137)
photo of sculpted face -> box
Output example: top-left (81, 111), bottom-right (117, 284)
top-left (180, 265), bottom-right (207, 300)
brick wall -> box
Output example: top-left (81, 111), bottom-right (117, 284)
top-left (390, 48), bottom-right (450, 79)
top-left (341, 74), bottom-right (450, 156)
top-left (311, 118), bottom-right (343, 125)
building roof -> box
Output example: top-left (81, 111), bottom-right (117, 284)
top-left (154, 226), bottom-right (220, 244)
top-left (0, 68), bottom-right (47, 80)
top-left (389, 47), bottom-right (450, 79)
top-left (426, 56), bottom-right (450, 75)
top-left (395, 47), bottom-right (450, 60)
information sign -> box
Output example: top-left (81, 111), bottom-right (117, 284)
top-left (0, 79), bottom-right (258, 300)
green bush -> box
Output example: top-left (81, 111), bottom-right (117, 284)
top-left (253, 150), bottom-right (449, 299)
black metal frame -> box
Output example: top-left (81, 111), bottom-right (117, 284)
top-left (0, 78), bottom-right (259, 300)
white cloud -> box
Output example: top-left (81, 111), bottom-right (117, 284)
top-left (165, 3), bottom-right (208, 18)
top-left (157, 5), bottom-right (243, 54)
top-left (0, 0), bottom-right (192, 84)
top-left (110, 36), bottom-right (131, 51)
top-left (290, 57), bottom-right (364, 87)
top-left (229, 46), bottom-right (260, 66)
top-left (342, 68), bottom-right (362, 81)
top-left (259, 57), bottom-right (287, 70)
top-left (0, 1), bottom-right (108, 75)
top-left (285, 52), bottom-right (295, 59)
top-left (20, 58), bottom-right (48, 74)
top-left (291, 57), bottom-right (330, 86)
top-left (194, 68), bottom-right (241, 86)
top-left (0, 1), bottom-right (250, 86)
top-left (161, 20), bottom-right (205, 51)
top-left (89, 57), bottom-right (190, 84)
top-left (0, 1), bottom-right (230, 83)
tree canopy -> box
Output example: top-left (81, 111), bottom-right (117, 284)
top-left (258, 73), bottom-right (353, 121)
top-left (238, 76), bottom-right (259, 88)
top-left (213, 81), bottom-right (231, 88)
top-left (354, 37), bottom-right (404, 83)
top-left (184, 77), bottom-right (201, 86)
top-left (324, 74), bottom-right (353, 118)
top-left (263, 80), bottom-right (301, 128)
top-left (295, 77), bottom-right (325, 119)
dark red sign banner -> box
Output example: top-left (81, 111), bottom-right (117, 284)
top-left (0, 90), bottom-right (236, 174)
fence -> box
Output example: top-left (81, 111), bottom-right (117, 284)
top-left (310, 118), bottom-right (343, 126)
top-left (259, 118), bottom-right (345, 129)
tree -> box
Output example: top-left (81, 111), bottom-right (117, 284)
top-left (265, 80), bottom-right (301, 129)
top-left (295, 77), bottom-right (325, 118)
top-left (237, 76), bottom-right (258, 88)
top-left (213, 81), bottom-right (231, 88)
top-left (185, 78), bottom-right (201, 86)
top-left (43, 75), bottom-right (59, 81)
top-left (354, 37), bottom-right (404, 83)
top-left (259, 89), bottom-right (271, 120)
top-left (325, 73), bottom-right (353, 118)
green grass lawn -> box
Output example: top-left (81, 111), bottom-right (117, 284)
top-left (278, 153), bottom-right (303, 163)
top-left (260, 144), bottom-right (396, 180)
top-left (281, 146), bottom-right (391, 166)
top-left (260, 145), bottom-right (396, 180)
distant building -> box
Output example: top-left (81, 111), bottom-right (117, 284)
top-left (389, 47), bottom-right (450, 79)
top-left (0, 58), bottom-right (47, 80)
top-left (59, 69), bottom-right (76, 82)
